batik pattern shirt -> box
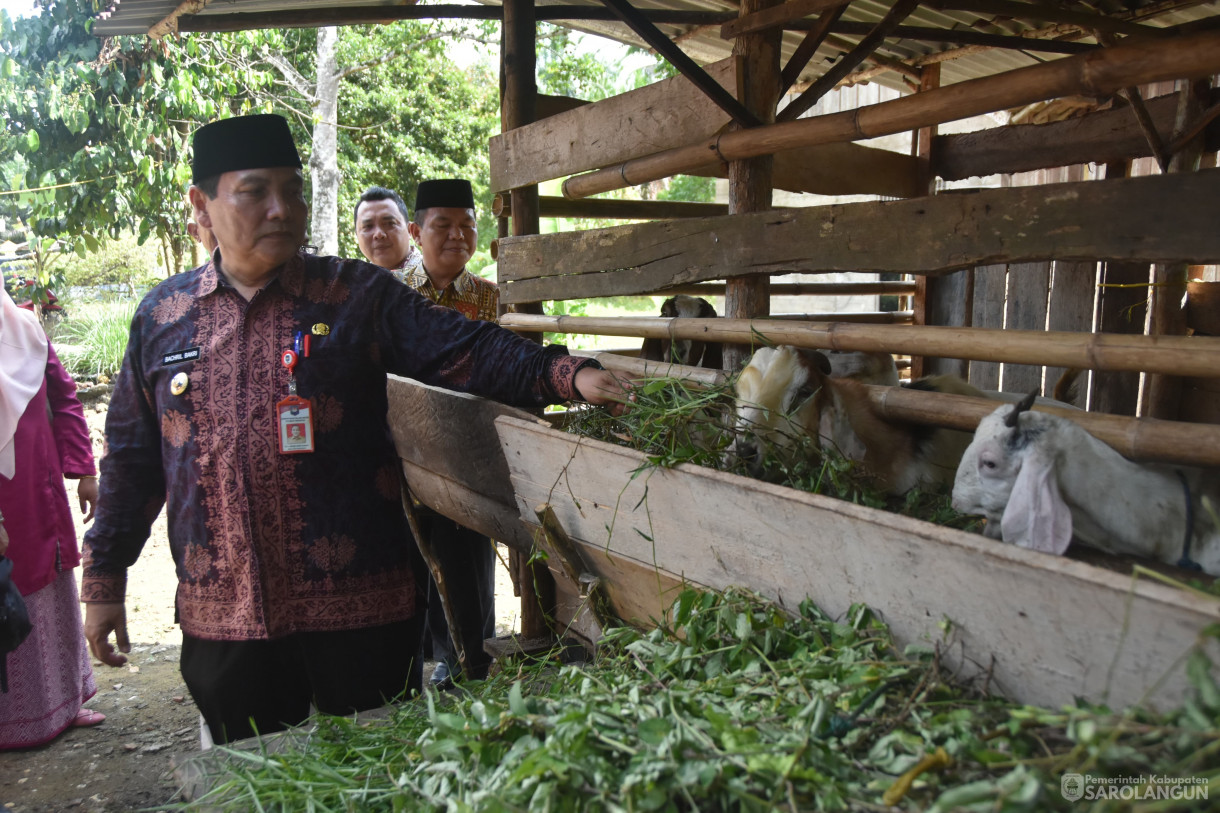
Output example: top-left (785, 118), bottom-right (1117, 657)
top-left (386, 249), bottom-right (424, 285)
top-left (81, 252), bottom-right (590, 641)
top-left (402, 266), bottom-right (499, 324)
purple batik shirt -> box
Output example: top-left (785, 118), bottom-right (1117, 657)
top-left (82, 252), bottom-right (589, 641)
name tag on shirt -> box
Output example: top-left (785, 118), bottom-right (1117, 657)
top-left (277, 396), bottom-right (315, 454)
top-left (162, 346), bottom-right (201, 365)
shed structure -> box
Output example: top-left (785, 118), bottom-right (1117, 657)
top-left (94, 0), bottom-right (1220, 709)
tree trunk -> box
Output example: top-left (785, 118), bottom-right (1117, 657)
top-left (309, 26), bottom-right (341, 256)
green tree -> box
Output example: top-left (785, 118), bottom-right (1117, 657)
top-left (0, 2), bottom-right (501, 283)
top-left (333, 21), bottom-right (499, 258)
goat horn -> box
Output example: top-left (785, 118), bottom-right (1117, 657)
top-left (1003, 390), bottom-right (1038, 428)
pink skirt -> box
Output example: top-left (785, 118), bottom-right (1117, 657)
top-left (0, 569), bottom-right (98, 749)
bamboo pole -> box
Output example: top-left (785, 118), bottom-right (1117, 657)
top-left (492, 194), bottom-right (729, 220)
top-left (571, 350), bottom-right (729, 388)
top-left (561, 29), bottom-right (1220, 200)
top-left (659, 281), bottom-right (918, 297)
top-left (570, 352), bottom-right (1220, 467)
top-left (765, 311), bottom-right (914, 323)
top-left (862, 386), bottom-right (1220, 467)
top-left (498, 314), bottom-right (1220, 378)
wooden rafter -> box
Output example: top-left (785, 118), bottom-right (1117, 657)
top-left (931, 0), bottom-right (1168, 39)
top-left (779, 2), bottom-right (850, 95)
top-left (721, 0), bottom-right (850, 39)
top-left (598, 0), bottom-right (763, 128)
top-left (778, 0), bottom-right (922, 123)
top-left (798, 20), bottom-right (1096, 53)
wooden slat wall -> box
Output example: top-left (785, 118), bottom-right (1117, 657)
top-left (498, 170), bottom-right (1220, 304)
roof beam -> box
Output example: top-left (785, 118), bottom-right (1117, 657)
top-left (778, 0), bottom-right (922, 123)
top-left (721, 0), bottom-right (850, 39)
top-left (930, 0), bottom-right (1168, 39)
top-left (596, 0), bottom-right (763, 128)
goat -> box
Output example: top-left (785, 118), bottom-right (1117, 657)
top-left (640, 295), bottom-right (723, 369)
top-left (731, 346), bottom-right (981, 495)
top-left (952, 395), bottom-right (1220, 575)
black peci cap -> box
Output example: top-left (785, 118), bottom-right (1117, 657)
top-left (191, 114), bottom-right (303, 184)
top-left (414, 179), bottom-right (475, 211)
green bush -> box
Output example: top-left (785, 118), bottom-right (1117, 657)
top-left (54, 301), bottom-right (136, 379)
top-left (62, 232), bottom-right (164, 300)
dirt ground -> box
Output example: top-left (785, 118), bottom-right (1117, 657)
top-left (0, 402), bottom-right (523, 813)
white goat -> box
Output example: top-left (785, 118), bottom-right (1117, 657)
top-left (952, 396), bottom-right (1220, 575)
top-left (732, 346), bottom-right (979, 495)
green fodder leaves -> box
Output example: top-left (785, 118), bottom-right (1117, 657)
top-left (562, 376), bottom-right (982, 531)
top-left (184, 589), bottom-right (1220, 812)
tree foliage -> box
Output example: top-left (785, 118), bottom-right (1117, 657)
top-left (0, 2), bottom-right (501, 280)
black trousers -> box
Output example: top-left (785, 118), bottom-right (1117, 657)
top-left (180, 617), bottom-right (423, 745)
top-left (417, 514), bottom-right (496, 681)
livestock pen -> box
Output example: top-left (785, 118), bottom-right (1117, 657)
top-left (87, 0), bottom-right (1220, 805)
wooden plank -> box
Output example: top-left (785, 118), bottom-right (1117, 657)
top-left (699, 141), bottom-right (922, 198)
top-left (490, 58), bottom-right (737, 193)
top-left (496, 417), bottom-right (1220, 710)
top-left (490, 55), bottom-right (919, 197)
top-left (1001, 261), bottom-right (1051, 395)
top-left (1046, 257), bottom-right (1097, 403)
top-left (968, 265), bottom-right (1007, 394)
top-left (1091, 160), bottom-right (1148, 416)
top-left (547, 529), bottom-right (688, 641)
top-left (385, 375), bottom-right (545, 552)
top-left (498, 170), bottom-right (1220, 304)
top-left (922, 268), bottom-right (970, 378)
top-left (936, 90), bottom-right (1220, 181)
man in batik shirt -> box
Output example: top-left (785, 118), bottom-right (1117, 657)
top-left (353, 186), bottom-right (422, 279)
top-left (80, 115), bottom-right (630, 746)
top-left (395, 179), bottom-right (500, 687)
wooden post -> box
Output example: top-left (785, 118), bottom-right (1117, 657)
top-left (910, 63), bottom-right (941, 380)
top-left (723, 0), bottom-right (782, 372)
top-left (1143, 78), bottom-right (1210, 420)
top-left (501, 0), bottom-right (553, 640)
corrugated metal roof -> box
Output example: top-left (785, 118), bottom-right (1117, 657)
top-left (90, 0), bottom-right (1219, 95)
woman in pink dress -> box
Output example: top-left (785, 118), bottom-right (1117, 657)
top-left (0, 285), bottom-right (103, 748)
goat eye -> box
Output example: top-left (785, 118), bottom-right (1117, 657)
top-left (981, 459), bottom-right (997, 470)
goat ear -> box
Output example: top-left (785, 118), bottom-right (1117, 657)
top-left (1000, 448), bottom-right (1073, 555)
top-left (797, 348), bottom-right (833, 376)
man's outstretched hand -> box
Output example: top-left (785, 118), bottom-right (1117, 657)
top-left (573, 367), bottom-right (635, 417)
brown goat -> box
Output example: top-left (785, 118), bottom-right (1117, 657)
top-left (732, 346), bottom-right (980, 494)
top-left (640, 295), bottom-right (723, 369)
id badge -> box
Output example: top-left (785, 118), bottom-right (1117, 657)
top-left (277, 395), bottom-right (315, 454)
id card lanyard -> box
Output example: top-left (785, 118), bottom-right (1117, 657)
top-left (277, 333), bottom-right (314, 454)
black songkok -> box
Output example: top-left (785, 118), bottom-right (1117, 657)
top-left (191, 114), bottom-right (302, 184)
top-left (414, 179), bottom-right (475, 211)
